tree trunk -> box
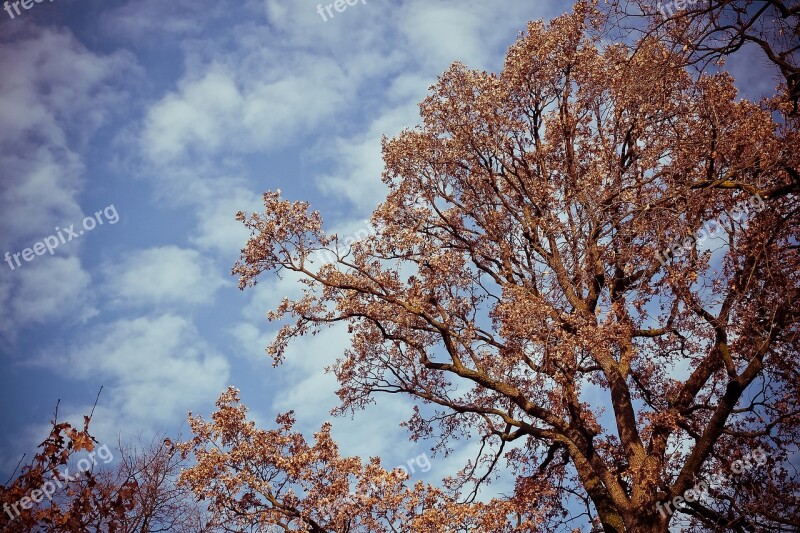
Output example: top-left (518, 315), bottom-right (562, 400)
top-left (622, 510), bottom-right (671, 532)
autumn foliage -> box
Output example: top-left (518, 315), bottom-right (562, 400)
top-left (0, 414), bottom-right (138, 532)
top-left (4, 2), bottom-right (799, 532)
top-left (227, 3), bottom-right (799, 532)
top-left (605, 0), bottom-right (800, 113)
top-left (0, 408), bottom-right (207, 532)
top-left (178, 387), bottom-right (542, 532)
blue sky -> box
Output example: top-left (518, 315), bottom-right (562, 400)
top-left (0, 0), bottom-right (781, 514)
top-left (0, 0), bottom-right (582, 493)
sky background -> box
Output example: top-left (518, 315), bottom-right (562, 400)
top-left (0, 0), bottom-right (780, 518)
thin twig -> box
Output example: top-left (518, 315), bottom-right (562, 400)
top-left (3, 453), bottom-right (26, 486)
top-left (89, 386), bottom-right (104, 420)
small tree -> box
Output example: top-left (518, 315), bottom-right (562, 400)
top-left (0, 408), bottom-right (137, 532)
top-left (0, 406), bottom-right (208, 532)
top-left (101, 435), bottom-right (211, 533)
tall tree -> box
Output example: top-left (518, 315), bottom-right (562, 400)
top-left (216, 3), bottom-right (798, 531)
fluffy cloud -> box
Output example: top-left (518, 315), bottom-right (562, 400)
top-left (102, 245), bottom-right (228, 308)
top-left (47, 314), bottom-right (230, 431)
top-left (140, 59), bottom-right (350, 164)
top-left (188, 184), bottom-right (261, 256)
top-left (315, 100), bottom-right (421, 208)
top-left (0, 27), bottom-right (134, 339)
top-left (0, 27), bottom-right (133, 247)
top-left (0, 256), bottom-right (97, 337)
top-left (100, 0), bottom-right (228, 41)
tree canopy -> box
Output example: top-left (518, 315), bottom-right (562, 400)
top-left (227, 3), bottom-right (799, 530)
top-left (3, 2), bottom-right (798, 532)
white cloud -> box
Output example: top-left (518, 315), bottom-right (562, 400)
top-left (0, 27), bottom-right (133, 247)
top-left (316, 100), bottom-right (421, 208)
top-left (0, 256), bottom-right (96, 338)
top-left (0, 148), bottom-right (85, 249)
top-left (141, 67), bottom-right (242, 162)
top-left (140, 58), bottom-right (350, 164)
top-left (0, 27), bottom-right (133, 149)
top-left (0, 26), bottom-right (134, 340)
top-left (100, 0), bottom-right (224, 41)
top-left (398, 3), bottom-right (492, 70)
top-left (228, 322), bottom-right (273, 364)
top-left (187, 182), bottom-right (262, 257)
top-left (102, 245), bottom-right (228, 308)
top-left (132, 0), bottom-right (557, 245)
top-left (45, 314), bottom-right (230, 432)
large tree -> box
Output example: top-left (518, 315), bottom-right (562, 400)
top-left (182, 3), bottom-right (799, 532)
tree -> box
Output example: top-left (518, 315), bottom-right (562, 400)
top-left (0, 406), bottom-right (138, 532)
top-left (178, 387), bottom-right (539, 532)
top-left (99, 435), bottom-right (211, 532)
top-left (604, 0), bottom-right (800, 113)
top-left (0, 405), bottom-right (208, 532)
top-left (184, 3), bottom-right (799, 532)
